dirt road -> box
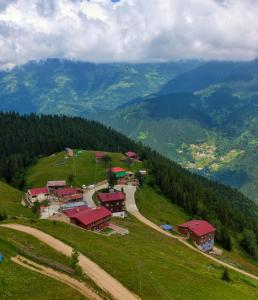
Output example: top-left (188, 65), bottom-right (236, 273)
top-left (0, 223), bottom-right (139, 300)
top-left (11, 255), bottom-right (102, 300)
top-left (119, 184), bottom-right (258, 283)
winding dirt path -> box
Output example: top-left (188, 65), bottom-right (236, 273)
top-left (11, 255), bottom-right (102, 300)
top-left (0, 223), bottom-right (139, 300)
top-left (120, 184), bottom-right (258, 283)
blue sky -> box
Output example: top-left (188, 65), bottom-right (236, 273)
top-left (0, 0), bottom-right (258, 69)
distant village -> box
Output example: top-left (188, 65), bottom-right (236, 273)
top-left (23, 148), bottom-right (216, 252)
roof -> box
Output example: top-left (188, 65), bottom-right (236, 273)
top-left (29, 187), bottom-right (49, 196)
top-left (111, 167), bottom-right (126, 173)
top-left (95, 151), bottom-right (106, 158)
top-left (47, 180), bottom-right (66, 187)
top-left (125, 151), bottom-right (137, 158)
top-left (61, 201), bottom-right (87, 211)
top-left (69, 207), bottom-right (111, 226)
top-left (161, 224), bottom-right (173, 231)
top-left (178, 220), bottom-right (216, 237)
top-left (63, 205), bottom-right (89, 217)
top-left (98, 191), bottom-right (125, 202)
top-left (56, 188), bottom-right (78, 197)
top-left (63, 194), bottom-right (83, 201)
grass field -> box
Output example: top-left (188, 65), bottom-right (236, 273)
top-left (0, 227), bottom-right (87, 300)
top-left (136, 184), bottom-right (258, 277)
top-left (24, 218), bottom-right (258, 300)
top-left (25, 150), bottom-right (143, 188)
top-left (0, 181), bottom-right (33, 218)
top-left (135, 185), bottom-right (189, 227)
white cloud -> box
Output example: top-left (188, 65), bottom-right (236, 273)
top-left (0, 0), bottom-right (258, 69)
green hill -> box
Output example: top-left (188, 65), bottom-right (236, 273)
top-left (0, 227), bottom-right (88, 299)
top-left (26, 150), bottom-right (142, 188)
top-left (1, 113), bottom-right (258, 263)
top-left (0, 181), bottom-right (32, 218)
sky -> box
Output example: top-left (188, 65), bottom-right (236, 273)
top-left (1, 0), bottom-right (258, 69)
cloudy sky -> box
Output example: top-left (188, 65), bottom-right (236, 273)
top-left (0, 0), bottom-right (258, 69)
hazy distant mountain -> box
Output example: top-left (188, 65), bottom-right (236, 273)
top-left (0, 59), bottom-right (199, 115)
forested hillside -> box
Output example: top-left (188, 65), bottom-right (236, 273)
top-left (94, 60), bottom-right (258, 202)
top-left (0, 112), bottom-right (257, 255)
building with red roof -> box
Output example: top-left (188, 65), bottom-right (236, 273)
top-left (47, 180), bottom-right (66, 192)
top-left (26, 187), bottom-right (50, 206)
top-left (109, 167), bottom-right (126, 179)
top-left (98, 191), bottom-right (126, 217)
top-left (55, 187), bottom-right (79, 198)
top-left (178, 220), bottom-right (216, 252)
top-left (95, 151), bottom-right (107, 163)
top-left (64, 206), bottom-right (111, 231)
top-left (124, 151), bottom-right (139, 160)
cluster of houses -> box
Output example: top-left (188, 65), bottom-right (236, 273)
top-left (24, 149), bottom-right (216, 252)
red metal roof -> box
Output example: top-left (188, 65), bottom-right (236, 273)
top-left (111, 167), bottom-right (126, 173)
top-left (56, 188), bottom-right (78, 197)
top-left (95, 151), bottom-right (106, 158)
top-left (69, 207), bottom-right (111, 226)
top-left (179, 220), bottom-right (216, 237)
top-left (47, 180), bottom-right (66, 187)
top-left (98, 192), bottom-right (125, 202)
top-left (29, 187), bottom-right (49, 196)
top-left (63, 205), bottom-right (89, 217)
top-left (63, 194), bottom-right (83, 201)
top-left (125, 151), bottom-right (137, 158)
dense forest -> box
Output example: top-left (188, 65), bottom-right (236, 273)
top-left (0, 112), bottom-right (257, 256)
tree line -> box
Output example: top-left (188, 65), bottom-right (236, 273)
top-left (0, 112), bottom-right (257, 256)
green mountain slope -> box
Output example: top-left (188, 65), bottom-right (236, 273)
top-left (92, 60), bottom-right (258, 202)
top-left (0, 59), bottom-right (199, 115)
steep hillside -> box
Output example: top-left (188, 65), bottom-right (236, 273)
top-left (0, 59), bottom-right (198, 115)
top-left (94, 60), bottom-right (258, 202)
top-left (0, 113), bottom-right (258, 257)
top-left (0, 181), bottom-right (32, 218)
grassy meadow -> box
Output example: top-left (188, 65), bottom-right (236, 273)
top-left (24, 218), bottom-right (258, 300)
top-left (25, 150), bottom-right (143, 188)
top-left (0, 227), bottom-right (87, 300)
top-left (0, 181), bottom-right (33, 218)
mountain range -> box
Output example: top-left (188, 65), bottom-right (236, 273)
top-left (1, 59), bottom-right (258, 202)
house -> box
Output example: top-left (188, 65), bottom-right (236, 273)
top-left (26, 187), bottom-right (49, 206)
top-left (178, 220), bottom-right (216, 252)
top-left (55, 188), bottom-right (82, 202)
top-left (64, 206), bottom-right (111, 231)
top-left (95, 151), bottom-right (107, 163)
top-left (98, 191), bottom-right (126, 218)
top-left (65, 148), bottom-right (74, 157)
top-left (63, 193), bottom-right (83, 202)
top-left (124, 151), bottom-right (140, 160)
top-left (47, 180), bottom-right (66, 192)
top-left (110, 167), bottom-right (126, 179)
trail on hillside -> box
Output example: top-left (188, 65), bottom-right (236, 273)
top-left (11, 255), bottom-right (101, 300)
top-left (118, 184), bottom-right (258, 283)
top-left (0, 224), bottom-right (139, 300)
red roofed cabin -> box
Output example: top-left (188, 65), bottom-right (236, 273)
top-left (47, 180), bottom-right (66, 192)
top-left (178, 220), bottom-right (216, 252)
top-left (110, 167), bottom-right (126, 179)
top-left (26, 187), bottom-right (49, 206)
top-left (55, 187), bottom-right (83, 202)
top-left (95, 152), bottom-right (107, 163)
top-left (98, 191), bottom-right (126, 218)
top-left (125, 151), bottom-right (140, 160)
top-left (64, 206), bottom-right (111, 231)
